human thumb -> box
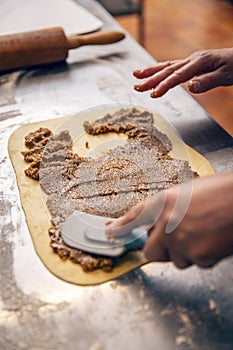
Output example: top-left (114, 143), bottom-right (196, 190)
top-left (188, 79), bottom-right (203, 93)
top-left (188, 72), bottom-right (221, 94)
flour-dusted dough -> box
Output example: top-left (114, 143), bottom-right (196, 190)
top-left (8, 105), bottom-right (215, 285)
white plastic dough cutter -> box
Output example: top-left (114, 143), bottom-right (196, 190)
top-left (61, 211), bottom-right (147, 257)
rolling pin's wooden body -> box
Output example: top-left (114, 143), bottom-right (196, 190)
top-left (0, 27), bottom-right (125, 71)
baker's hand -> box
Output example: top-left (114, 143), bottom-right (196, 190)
top-left (133, 48), bottom-right (233, 97)
top-left (106, 174), bottom-right (233, 269)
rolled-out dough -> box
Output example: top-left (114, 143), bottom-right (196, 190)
top-left (8, 105), bottom-right (215, 285)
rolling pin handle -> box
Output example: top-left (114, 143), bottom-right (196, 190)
top-left (67, 31), bottom-right (125, 50)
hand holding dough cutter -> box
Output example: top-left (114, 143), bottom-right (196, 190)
top-left (61, 211), bottom-right (147, 257)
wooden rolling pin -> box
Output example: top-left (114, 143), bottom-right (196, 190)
top-left (0, 27), bottom-right (125, 71)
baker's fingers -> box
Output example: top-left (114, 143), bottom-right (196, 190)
top-left (134, 60), bottom-right (188, 93)
top-left (144, 224), bottom-right (193, 268)
top-left (106, 193), bottom-right (166, 237)
top-left (106, 200), bottom-right (147, 237)
top-left (168, 251), bottom-right (193, 269)
top-left (133, 60), bottom-right (179, 79)
top-left (143, 222), bottom-right (169, 261)
top-left (188, 70), bottom-right (226, 93)
top-left (149, 57), bottom-right (207, 98)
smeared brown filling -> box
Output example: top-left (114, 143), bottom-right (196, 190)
top-left (22, 108), bottom-right (198, 272)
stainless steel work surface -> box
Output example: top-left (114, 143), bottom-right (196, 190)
top-left (0, 1), bottom-right (233, 349)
